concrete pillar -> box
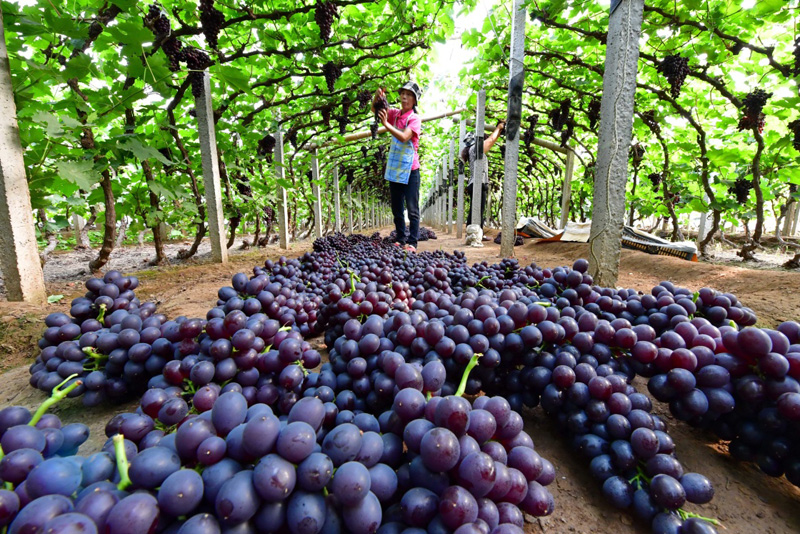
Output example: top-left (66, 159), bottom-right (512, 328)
top-left (73, 214), bottom-right (90, 248)
top-left (332, 166), bottom-right (341, 233)
top-left (195, 71), bottom-right (228, 262)
top-left (782, 202), bottom-right (795, 237)
top-left (697, 194), bottom-right (713, 244)
top-left (447, 137), bottom-right (454, 235)
top-left (347, 182), bottom-right (353, 234)
top-left (274, 131), bottom-right (290, 249)
top-left (559, 150), bottom-right (575, 230)
top-left (457, 118), bottom-right (467, 238)
top-left (471, 90), bottom-right (486, 230)
top-left (791, 203), bottom-right (799, 237)
top-left (587, 0), bottom-right (644, 286)
top-left (0, 11), bottom-right (46, 302)
top-left (311, 150), bottom-right (323, 238)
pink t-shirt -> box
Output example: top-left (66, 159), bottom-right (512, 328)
top-left (386, 108), bottom-right (422, 170)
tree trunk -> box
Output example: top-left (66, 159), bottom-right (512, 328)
top-left (738, 130), bottom-right (765, 260)
top-left (141, 160), bottom-right (167, 265)
top-left (89, 170), bottom-right (116, 272)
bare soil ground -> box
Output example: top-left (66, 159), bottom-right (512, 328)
top-left (0, 228), bottom-right (798, 533)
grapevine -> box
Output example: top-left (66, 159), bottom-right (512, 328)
top-left (657, 55), bottom-right (690, 98)
top-left (641, 110), bottom-right (661, 135)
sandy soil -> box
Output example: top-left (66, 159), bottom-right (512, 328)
top-left (0, 227), bottom-right (798, 533)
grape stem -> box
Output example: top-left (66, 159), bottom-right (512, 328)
top-left (29, 374), bottom-right (82, 426)
top-left (95, 303), bottom-right (107, 323)
top-left (113, 434), bottom-right (133, 491)
top-left (677, 508), bottom-right (721, 526)
top-left (456, 352), bottom-right (482, 397)
top-left (82, 347), bottom-right (108, 371)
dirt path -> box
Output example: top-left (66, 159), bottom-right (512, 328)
top-left (0, 227), bottom-right (799, 533)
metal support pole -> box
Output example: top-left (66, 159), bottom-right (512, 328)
top-left (333, 166), bottom-right (341, 232)
top-left (311, 150), bottom-right (323, 238)
top-left (559, 150), bottom-right (575, 230)
top-left (274, 131), bottom-right (290, 249)
top-left (195, 71), bottom-right (229, 262)
top-left (500, 0), bottom-right (526, 257)
top-left (447, 137), bottom-right (455, 235)
top-left (457, 118), bottom-right (466, 238)
top-left (471, 90), bottom-right (486, 230)
top-left (588, 0), bottom-right (645, 286)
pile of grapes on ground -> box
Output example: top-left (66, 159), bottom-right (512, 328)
top-left (3, 231), bottom-right (799, 534)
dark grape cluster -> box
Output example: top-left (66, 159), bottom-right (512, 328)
top-left (549, 100), bottom-right (570, 131)
top-left (183, 47), bottom-right (212, 97)
top-left (286, 128), bottom-right (298, 150)
top-left (314, 0), bottom-right (339, 44)
top-left (647, 173), bottom-right (662, 192)
top-left (641, 110), bottom-right (661, 135)
top-left (729, 178), bottom-right (753, 204)
top-left (372, 93), bottom-right (389, 140)
top-left (793, 36), bottom-right (800, 76)
top-left (321, 105), bottom-right (332, 126)
top-left (199, 0), bottom-right (225, 50)
top-left (357, 90), bottom-right (372, 110)
top-left (493, 232), bottom-right (524, 246)
top-left (145, 3), bottom-right (170, 36)
top-left (587, 98), bottom-right (601, 130)
top-left (657, 55), bottom-right (690, 98)
top-left (789, 119), bottom-right (800, 151)
top-left (257, 134), bottom-right (276, 162)
top-left (738, 89), bottom-right (772, 133)
top-left (322, 61), bottom-right (342, 93)
top-left (560, 118), bottom-right (574, 148)
top-left (630, 143), bottom-right (645, 168)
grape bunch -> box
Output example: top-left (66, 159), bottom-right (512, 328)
top-left (372, 93), bottom-right (389, 140)
top-left (790, 119), bottom-right (800, 151)
top-left (587, 98), bottom-right (601, 130)
top-left (738, 89), bottom-right (772, 133)
top-left (387, 227), bottom-right (437, 243)
top-left (641, 110), bottom-right (661, 135)
top-left (357, 90), bottom-right (372, 110)
top-left (729, 178), bottom-right (753, 203)
top-left (183, 47), bottom-right (212, 97)
top-left (199, 0), bottom-right (225, 50)
top-left (314, 0), bottom-right (339, 44)
top-left (793, 36), bottom-right (800, 76)
top-left (560, 118), bottom-right (574, 148)
top-left (322, 61), bottom-right (342, 93)
top-left (257, 134), bottom-right (276, 162)
top-left (321, 105), bottom-right (332, 126)
top-left (549, 100), bottom-right (569, 131)
top-left (657, 55), bottom-right (690, 98)
top-left (286, 128), bottom-right (298, 150)
top-left (630, 143), bottom-right (646, 168)
top-left (647, 172), bottom-right (662, 192)
top-left (145, 3), bottom-right (170, 36)
top-left (493, 232), bottom-right (524, 246)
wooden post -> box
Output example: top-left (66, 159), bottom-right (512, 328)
top-left (792, 204), bottom-right (800, 236)
top-left (347, 182), bottom-right (353, 234)
top-left (457, 118), bottom-right (466, 238)
top-left (311, 150), bottom-right (323, 238)
top-left (471, 90), bottom-right (486, 230)
top-left (333, 166), bottom-right (341, 232)
top-left (559, 150), bottom-right (575, 230)
top-left (274, 131), bottom-right (290, 249)
top-left (195, 71), bottom-right (229, 262)
top-left (0, 10), bottom-right (46, 302)
top-left (588, 0), bottom-right (644, 286)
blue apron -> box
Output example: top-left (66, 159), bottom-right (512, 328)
top-left (384, 111), bottom-right (416, 185)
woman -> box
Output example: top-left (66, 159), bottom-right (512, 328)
top-left (373, 82), bottom-right (422, 252)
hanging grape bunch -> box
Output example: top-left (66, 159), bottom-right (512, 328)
top-left (647, 172), bottom-right (663, 192)
top-left (199, 0), bottom-right (225, 49)
top-left (322, 61), bottom-right (342, 93)
top-left (629, 143), bottom-right (646, 169)
top-left (372, 92), bottom-right (389, 140)
top-left (360, 145), bottom-right (368, 160)
top-left (523, 115), bottom-right (538, 148)
top-left (587, 97), bottom-right (601, 130)
top-left (657, 54), bottom-right (690, 98)
top-left (356, 90), bottom-right (371, 110)
top-left (641, 109), bottom-right (661, 134)
top-left (144, 3), bottom-right (170, 36)
top-left (549, 99), bottom-right (570, 131)
top-left (257, 134), bottom-right (276, 162)
top-left (346, 169), bottom-right (354, 183)
top-left (183, 47), bottom-right (212, 97)
top-left (737, 88), bottom-right (772, 133)
top-left (560, 118), bottom-right (574, 148)
top-left (286, 128), bottom-right (298, 150)
top-left (729, 178), bottom-right (753, 204)
top-left (789, 119), bottom-right (800, 151)
top-left (314, 0), bottom-right (339, 44)
top-left (376, 146), bottom-right (385, 162)
top-left (793, 36), bottom-right (800, 76)
top-left (321, 105), bottom-right (332, 126)
top-left (337, 99), bottom-right (352, 134)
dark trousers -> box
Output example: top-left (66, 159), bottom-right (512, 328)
top-left (466, 183), bottom-right (488, 228)
top-left (389, 169), bottom-right (420, 246)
